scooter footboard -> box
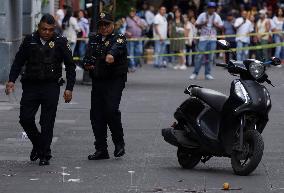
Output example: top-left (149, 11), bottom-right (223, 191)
top-left (162, 128), bottom-right (200, 148)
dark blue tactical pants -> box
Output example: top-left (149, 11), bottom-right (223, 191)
top-left (90, 76), bottom-right (125, 150)
top-left (19, 82), bottom-right (60, 159)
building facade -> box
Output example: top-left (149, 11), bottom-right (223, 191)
top-left (0, 0), bottom-right (22, 83)
top-left (0, 0), bottom-right (59, 83)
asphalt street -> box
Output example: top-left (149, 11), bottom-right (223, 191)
top-left (0, 65), bottom-right (283, 193)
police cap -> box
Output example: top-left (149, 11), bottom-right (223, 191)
top-left (98, 12), bottom-right (114, 24)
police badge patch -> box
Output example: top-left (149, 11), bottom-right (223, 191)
top-left (49, 41), bottom-right (55, 48)
top-left (100, 12), bottom-right (106, 18)
top-left (117, 38), bottom-right (124, 44)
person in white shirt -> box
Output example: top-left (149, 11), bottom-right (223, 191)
top-left (62, 7), bottom-right (81, 54)
top-left (184, 10), bottom-right (197, 67)
top-left (272, 8), bottom-right (284, 65)
top-left (256, 10), bottom-right (270, 61)
top-left (153, 6), bottom-right (168, 68)
top-left (56, 9), bottom-right (64, 27)
top-left (190, 2), bottom-right (223, 80)
top-left (55, 5), bottom-right (68, 27)
top-left (144, 5), bottom-right (155, 39)
top-left (145, 5), bottom-right (155, 26)
top-left (54, 5), bottom-right (69, 34)
top-left (234, 10), bottom-right (254, 61)
top-left (77, 10), bottom-right (90, 58)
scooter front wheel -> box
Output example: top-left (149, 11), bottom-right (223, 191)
top-left (177, 147), bottom-right (201, 169)
top-left (231, 130), bottom-right (264, 176)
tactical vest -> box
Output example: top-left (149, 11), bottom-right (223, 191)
top-left (89, 40), bottom-right (109, 79)
top-left (23, 35), bottom-right (62, 81)
top-left (88, 34), bottom-right (128, 80)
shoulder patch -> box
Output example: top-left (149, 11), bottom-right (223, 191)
top-left (28, 34), bottom-right (36, 44)
top-left (58, 34), bottom-right (66, 39)
top-left (55, 36), bottom-right (68, 45)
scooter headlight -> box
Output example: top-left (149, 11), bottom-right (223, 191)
top-left (249, 61), bottom-right (265, 80)
top-left (234, 81), bottom-right (251, 103)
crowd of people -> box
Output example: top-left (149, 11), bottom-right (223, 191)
top-left (55, 5), bottom-right (90, 59)
top-left (53, 1), bottom-right (284, 79)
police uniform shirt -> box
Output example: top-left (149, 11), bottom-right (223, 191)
top-left (40, 38), bottom-right (47, 45)
top-left (83, 32), bottom-right (128, 80)
top-left (9, 31), bottom-right (76, 91)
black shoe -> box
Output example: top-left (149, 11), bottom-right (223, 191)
top-left (88, 150), bottom-right (110, 160)
top-left (45, 150), bottom-right (52, 161)
top-left (30, 148), bottom-right (39, 161)
top-left (114, 144), bottom-right (125, 157)
top-left (39, 158), bottom-right (50, 166)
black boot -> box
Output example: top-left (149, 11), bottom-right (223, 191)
top-left (88, 149), bottom-right (110, 160)
top-left (114, 144), bottom-right (125, 157)
top-left (39, 158), bottom-right (50, 166)
top-left (45, 149), bottom-right (52, 161)
top-left (30, 148), bottom-right (39, 161)
top-left (38, 149), bottom-right (51, 166)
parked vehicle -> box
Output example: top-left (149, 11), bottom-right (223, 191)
top-left (162, 40), bottom-right (280, 175)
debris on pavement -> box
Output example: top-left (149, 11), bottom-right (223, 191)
top-left (223, 182), bottom-right (230, 190)
top-left (29, 178), bottom-right (39, 181)
top-left (67, 178), bottom-right (80, 183)
top-left (2, 173), bottom-right (16, 177)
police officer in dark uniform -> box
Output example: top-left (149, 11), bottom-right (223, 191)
top-left (5, 14), bottom-right (76, 166)
top-left (83, 12), bottom-right (128, 160)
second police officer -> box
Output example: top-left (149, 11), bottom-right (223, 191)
top-left (83, 12), bottom-right (128, 160)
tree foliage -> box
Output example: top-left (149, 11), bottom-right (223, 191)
top-left (115, 0), bottom-right (137, 19)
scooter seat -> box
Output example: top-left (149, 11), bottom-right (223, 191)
top-left (191, 87), bottom-right (228, 112)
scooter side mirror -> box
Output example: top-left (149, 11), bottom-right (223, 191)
top-left (217, 40), bottom-right (231, 50)
top-left (184, 87), bottom-right (190, 94)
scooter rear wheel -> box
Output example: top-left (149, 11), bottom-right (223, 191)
top-left (231, 130), bottom-right (264, 176)
top-left (177, 147), bottom-right (201, 169)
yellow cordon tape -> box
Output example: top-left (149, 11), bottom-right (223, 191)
top-left (73, 42), bottom-right (284, 60)
top-left (74, 31), bottom-right (284, 60)
top-left (77, 31), bottom-right (284, 42)
top-left (127, 42), bottom-right (284, 59)
top-left (127, 31), bottom-right (284, 41)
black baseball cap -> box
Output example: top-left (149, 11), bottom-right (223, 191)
top-left (98, 12), bottom-right (114, 24)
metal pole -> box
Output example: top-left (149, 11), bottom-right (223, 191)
top-left (91, 0), bottom-right (99, 32)
top-left (0, 0), bottom-right (22, 83)
top-left (83, 0), bottom-right (100, 84)
top-left (113, 0), bottom-right (116, 17)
